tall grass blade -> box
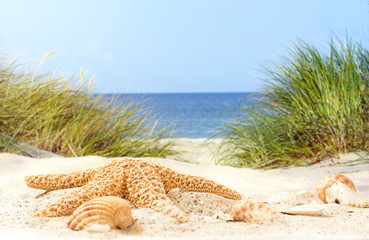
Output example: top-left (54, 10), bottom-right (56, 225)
top-left (88, 74), bottom-right (94, 91)
top-left (40, 51), bottom-right (56, 63)
top-left (79, 66), bottom-right (83, 84)
top-left (60, 72), bottom-right (67, 85)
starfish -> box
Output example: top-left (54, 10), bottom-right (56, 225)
top-left (25, 158), bottom-right (242, 223)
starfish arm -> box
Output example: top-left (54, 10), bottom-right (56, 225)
top-left (33, 178), bottom-right (125, 217)
top-left (126, 167), bottom-right (189, 223)
top-left (25, 170), bottom-right (94, 190)
top-left (163, 171), bottom-right (242, 200)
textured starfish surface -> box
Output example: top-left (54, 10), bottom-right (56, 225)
top-left (25, 158), bottom-right (242, 223)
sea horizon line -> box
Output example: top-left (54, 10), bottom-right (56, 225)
top-left (98, 91), bottom-right (259, 95)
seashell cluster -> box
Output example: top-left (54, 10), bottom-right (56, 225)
top-left (67, 196), bottom-right (134, 231)
top-left (230, 201), bottom-right (277, 222)
top-left (316, 173), bottom-right (368, 208)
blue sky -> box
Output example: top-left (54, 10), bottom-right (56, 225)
top-left (0, 0), bottom-right (368, 93)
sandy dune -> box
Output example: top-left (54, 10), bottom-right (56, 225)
top-left (0, 139), bottom-right (368, 239)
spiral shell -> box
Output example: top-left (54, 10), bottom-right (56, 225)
top-left (67, 196), bottom-right (134, 231)
top-left (230, 201), bottom-right (277, 222)
top-left (316, 173), bottom-right (368, 208)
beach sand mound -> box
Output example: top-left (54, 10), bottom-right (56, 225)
top-left (1, 141), bottom-right (369, 239)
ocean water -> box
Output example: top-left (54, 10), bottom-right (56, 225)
top-left (108, 92), bottom-right (257, 138)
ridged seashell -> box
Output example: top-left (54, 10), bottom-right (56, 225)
top-left (316, 173), bottom-right (368, 208)
top-left (67, 196), bottom-right (134, 231)
top-left (281, 200), bottom-right (326, 216)
top-left (230, 201), bottom-right (277, 222)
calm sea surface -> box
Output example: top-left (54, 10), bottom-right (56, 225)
top-left (106, 92), bottom-right (257, 138)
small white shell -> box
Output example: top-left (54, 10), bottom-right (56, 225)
top-left (316, 173), bottom-right (368, 208)
top-left (67, 196), bottom-right (134, 231)
top-left (213, 211), bottom-right (233, 221)
top-left (230, 201), bottom-right (277, 222)
top-left (282, 200), bottom-right (326, 216)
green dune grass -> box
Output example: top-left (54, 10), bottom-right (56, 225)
top-left (219, 38), bottom-right (369, 169)
top-left (0, 54), bottom-right (176, 158)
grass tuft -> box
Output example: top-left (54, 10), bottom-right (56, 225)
top-left (219, 37), bottom-right (369, 169)
top-left (0, 54), bottom-right (176, 158)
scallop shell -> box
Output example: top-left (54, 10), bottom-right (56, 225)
top-left (316, 173), bottom-right (368, 208)
top-left (230, 201), bottom-right (277, 222)
top-left (67, 196), bottom-right (134, 231)
top-left (281, 200), bottom-right (326, 216)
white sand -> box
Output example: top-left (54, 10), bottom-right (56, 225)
top-left (1, 139), bottom-right (369, 239)
top-left (161, 138), bottom-right (225, 164)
